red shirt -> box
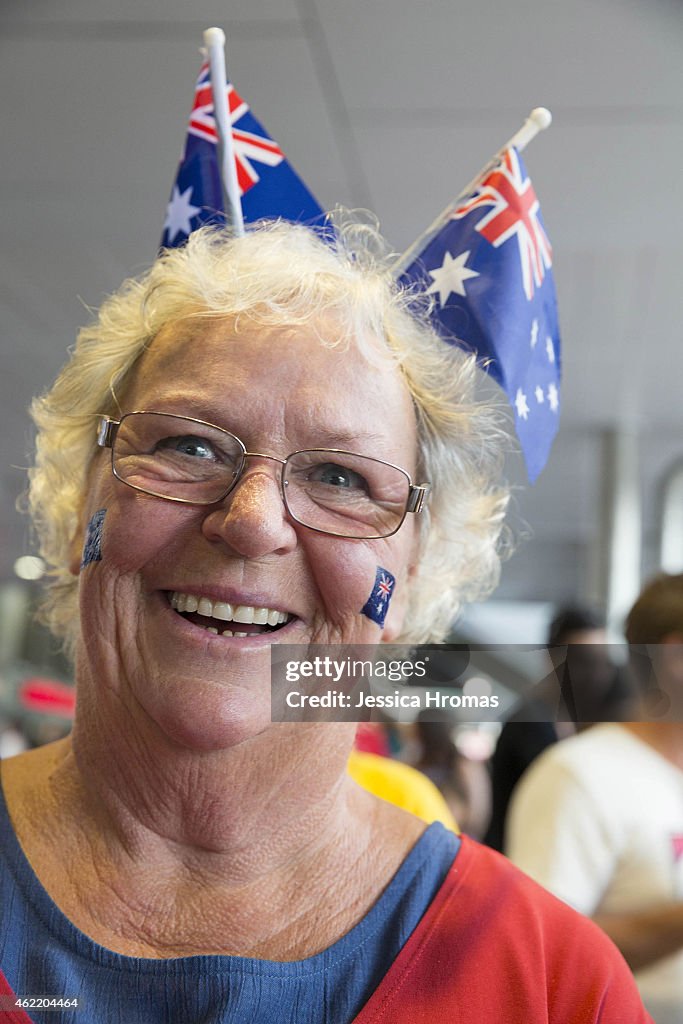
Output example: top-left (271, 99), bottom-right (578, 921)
top-left (353, 836), bottom-right (652, 1023)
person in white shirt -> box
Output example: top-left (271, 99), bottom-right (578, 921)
top-left (507, 572), bottom-right (683, 1024)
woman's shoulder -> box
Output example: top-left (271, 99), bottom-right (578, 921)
top-left (445, 836), bottom-right (639, 966)
top-left (351, 836), bottom-right (651, 1023)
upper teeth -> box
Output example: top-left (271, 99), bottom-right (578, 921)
top-left (170, 592), bottom-right (288, 627)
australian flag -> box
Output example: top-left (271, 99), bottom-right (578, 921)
top-left (397, 146), bottom-right (561, 482)
top-left (162, 60), bottom-right (324, 248)
top-left (361, 567), bottom-right (396, 628)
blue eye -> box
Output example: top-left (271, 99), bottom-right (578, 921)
top-left (156, 435), bottom-right (217, 460)
top-left (310, 463), bottom-right (368, 490)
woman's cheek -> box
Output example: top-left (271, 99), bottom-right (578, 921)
top-left (379, 577), bottom-right (409, 642)
top-left (306, 538), bottom-right (406, 642)
top-left (78, 490), bottom-right (185, 579)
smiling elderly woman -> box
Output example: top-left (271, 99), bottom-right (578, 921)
top-left (0, 222), bottom-right (649, 1023)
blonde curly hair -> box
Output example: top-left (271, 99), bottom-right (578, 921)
top-left (29, 219), bottom-right (509, 661)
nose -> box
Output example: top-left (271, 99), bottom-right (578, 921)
top-left (200, 456), bottom-right (298, 557)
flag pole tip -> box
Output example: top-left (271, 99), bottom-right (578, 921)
top-left (203, 26), bottom-right (225, 46)
top-left (530, 107), bottom-right (552, 130)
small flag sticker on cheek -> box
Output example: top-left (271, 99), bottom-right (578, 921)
top-left (81, 509), bottom-right (107, 569)
top-left (361, 567), bottom-right (396, 628)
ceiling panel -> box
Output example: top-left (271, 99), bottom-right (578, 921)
top-left (314, 0), bottom-right (683, 112)
top-left (1, 0), bottom-right (302, 26)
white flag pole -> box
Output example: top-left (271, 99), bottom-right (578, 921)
top-left (203, 27), bottom-right (245, 237)
top-left (392, 107), bottom-right (552, 276)
top-left (505, 106), bottom-right (552, 153)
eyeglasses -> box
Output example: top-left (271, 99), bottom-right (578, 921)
top-left (97, 411), bottom-right (430, 540)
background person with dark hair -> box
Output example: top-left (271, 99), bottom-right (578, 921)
top-left (483, 604), bottom-right (627, 852)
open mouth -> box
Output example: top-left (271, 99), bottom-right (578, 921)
top-left (169, 591), bottom-right (293, 637)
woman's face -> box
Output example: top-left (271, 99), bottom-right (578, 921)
top-left (73, 316), bottom-right (421, 750)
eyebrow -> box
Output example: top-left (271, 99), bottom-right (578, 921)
top-left (307, 427), bottom-right (391, 451)
top-left (131, 399), bottom-right (391, 453)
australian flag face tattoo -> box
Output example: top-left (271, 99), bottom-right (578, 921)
top-left (81, 508), bottom-right (107, 569)
top-left (361, 566), bottom-right (396, 628)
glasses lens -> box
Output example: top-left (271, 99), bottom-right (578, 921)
top-left (113, 413), bottom-right (243, 503)
top-left (284, 450), bottom-right (410, 538)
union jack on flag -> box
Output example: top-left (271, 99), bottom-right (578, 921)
top-left (453, 148), bottom-right (552, 302)
top-left (397, 145), bottom-right (561, 483)
top-left (162, 59), bottom-right (323, 248)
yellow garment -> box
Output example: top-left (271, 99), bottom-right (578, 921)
top-left (347, 749), bottom-right (458, 833)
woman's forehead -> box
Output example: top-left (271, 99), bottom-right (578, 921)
top-left (124, 317), bottom-right (418, 457)
top-left (131, 316), bottom-right (404, 397)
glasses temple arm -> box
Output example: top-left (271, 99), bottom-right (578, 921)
top-left (406, 484), bottom-right (430, 514)
top-left (97, 417), bottom-right (119, 449)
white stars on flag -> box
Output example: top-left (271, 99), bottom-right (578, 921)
top-left (546, 336), bottom-right (556, 364)
top-left (515, 388), bottom-right (530, 420)
top-left (426, 251), bottom-right (479, 306)
top-left (163, 185), bottom-right (201, 245)
top-left (530, 319), bottom-right (539, 349)
top-left (516, 379), bottom-right (558, 421)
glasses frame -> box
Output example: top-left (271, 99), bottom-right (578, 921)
top-left (97, 411), bottom-right (430, 540)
